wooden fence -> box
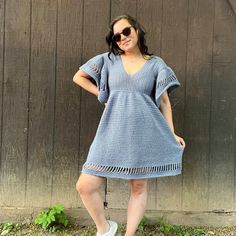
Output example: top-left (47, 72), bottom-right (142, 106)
top-left (0, 0), bottom-right (236, 226)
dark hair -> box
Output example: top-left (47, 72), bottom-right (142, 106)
top-left (105, 14), bottom-right (153, 60)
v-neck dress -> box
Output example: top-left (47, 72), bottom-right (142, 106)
top-left (78, 51), bottom-right (185, 179)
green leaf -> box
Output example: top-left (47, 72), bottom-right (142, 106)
top-left (194, 228), bottom-right (205, 235)
top-left (33, 203), bottom-right (69, 231)
top-left (54, 203), bottom-right (64, 213)
top-left (184, 233), bottom-right (191, 236)
top-left (138, 215), bottom-right (149, 232)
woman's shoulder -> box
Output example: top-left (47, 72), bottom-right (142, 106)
top-left (149, 54), bottom-right (169, 71)
top-left (93, 51), bottom-right (117, 62)
top-left (149, 54), bottom-right (165, 63)
top-left (90, 51), bottom-right (109, 60)
top-left (84, 51), bottom-right (113, 68)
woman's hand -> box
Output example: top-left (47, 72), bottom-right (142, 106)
top-left (104, 103), bottom-right (107, 106)
top-left (174, 134), bottom-right (186, 148)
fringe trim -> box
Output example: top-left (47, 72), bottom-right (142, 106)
top-left (84, 163), bottom-right (181, 175)
top-left (157, 75), bottom-right (177, 88)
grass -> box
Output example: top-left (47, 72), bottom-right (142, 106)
top-left (0, 217), bottom-right (236, 236)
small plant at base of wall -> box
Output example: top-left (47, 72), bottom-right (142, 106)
top-left (0, 223), bottom-right (22, 235)
top-left (34, 203), bottom-right (69, 233)
top-left (137, 215), bottom-right (149, 232)
top-left (158, 216), bottom-right (205, 236)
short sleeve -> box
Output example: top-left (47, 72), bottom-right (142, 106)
top-left (154, 58), bottom-right (181, 108)
top-left (79, 54), bottom-right (105, 87)
top-left (79, 53), bottom-right (109, 104)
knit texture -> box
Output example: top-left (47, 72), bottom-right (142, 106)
top-left (79, 52), bottom-right (185, 179)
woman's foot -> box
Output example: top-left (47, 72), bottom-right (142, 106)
top-left (96, 220), bottom-right (118, 236)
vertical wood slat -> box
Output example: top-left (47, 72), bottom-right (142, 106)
top-left (111, 0), bottom-right (137, 18)
top-left (156, 0), bottom-right (188, 211)
top-left (0, 0), bottom-right (4, 205)
top-left (0, 0), bottom-right (30, 206)
top-left (78, 0), bottom-right (110, 207)
top-left (182, 0), bottom-right (214, 211)
top-left (208, 0), bottom-right (236, 211)
top-left (106, 0), bottom-right (137, 209)
top-left (0, 0), bottom-right (235, 220)
top-left (51, 0), bottom-right (83, 208)
top-left (137, 0), bottom-right (163, 211)
top-left (137, 0), bottom-right (163, 55)
top-left (25, 0), bottom-right (57, 207)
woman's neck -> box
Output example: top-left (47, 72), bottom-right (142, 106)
top-left (122, 46), bottom-right (142, 58)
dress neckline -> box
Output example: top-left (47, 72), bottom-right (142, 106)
top-left (118, 54), bottom-right (154, 77)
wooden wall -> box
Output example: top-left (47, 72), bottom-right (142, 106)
top-left (0, 0), bottom-right (236, 226)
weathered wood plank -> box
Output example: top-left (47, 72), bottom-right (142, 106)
top-left (0, 0), bottom-right (30, 206)
top-left (182, 0), bottom-right (214, 211)
top-left (137, 0), bottom-right (162, 55)
top-left (155, 0), bottom-right (188, 211)
top-left (25, 0), bottom-right (57, 207)
top-left (0, 0), bottom-right (4, 205)
top-left (111, 0), bottom-right (137, 18)
top-left (106, 179), bottom-right (130, 209)
top-left (0, 0), bottom-right (235, 220)
top-left (50, 0), bottom-right (83, 208)
top-left (208, 0), bottom-right (236, 211)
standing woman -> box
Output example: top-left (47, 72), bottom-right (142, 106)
top-left (73, 14), bottom-right (186, 236)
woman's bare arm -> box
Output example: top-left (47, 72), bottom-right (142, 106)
top-left (159, 91), bottom-right (175, 134)
top-left (159, 90), bottom-right (186, 148)
top-left (73, 70), bottom-right (99, 97)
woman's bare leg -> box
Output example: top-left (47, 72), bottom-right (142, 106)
top-left (76, 173), bottom-right (110, 234)
top-left (125, 179), bottom-right (148, 236)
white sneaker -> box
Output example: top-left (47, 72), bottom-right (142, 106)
top-left (96, 220), bottom-right (118, 236)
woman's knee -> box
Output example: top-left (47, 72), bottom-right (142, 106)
top-left (130, 179), bottom-right (148, 196)
top-left (76, 173), bottom-right (104, 195)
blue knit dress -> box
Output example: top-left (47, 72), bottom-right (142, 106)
top-left (78, 51), bottom-right (185, 180)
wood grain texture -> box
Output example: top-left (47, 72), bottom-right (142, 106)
top-left (208, 0), bottom-right (236, 211)
top-left (182, 0), bottom-right (214, 211)
top-left (50, 0), bottom-right (83, 208)
top-left (111, 0), bottom-right (137, 19)
top-left (137, 0), bottom-right (162, 55)
top-left (0, 0), bottom-right (235, 222)
top-left (0, 0), bottom-right (4, 205)
top-left (0, 0), bottom-right (30, 206)
top-left (155, 0), bottom-right (188, 211)
top-left (25, 0), bottom-right (57, 207)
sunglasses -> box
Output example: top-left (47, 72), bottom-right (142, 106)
top-left (112, 26), bottom-right (134, 42)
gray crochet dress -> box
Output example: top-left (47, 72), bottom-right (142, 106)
top-left (79, 51), bottom-right (185, 179)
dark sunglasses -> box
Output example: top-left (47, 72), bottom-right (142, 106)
top-left (112, 26), bottom-right (134, 42)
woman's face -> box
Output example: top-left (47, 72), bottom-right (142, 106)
top-left (112, 19), bottom-right (138, 53)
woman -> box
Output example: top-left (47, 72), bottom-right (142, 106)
top-left (73, 14), bottom-right (186, 236)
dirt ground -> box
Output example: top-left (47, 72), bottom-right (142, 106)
top-left (0, 222), bottom-right (236, 236)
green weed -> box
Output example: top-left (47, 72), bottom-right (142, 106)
top-left (34, 203), bottom-right (69, 232)
top-left (0, 222), bottom-right (22, 235)
top-left (193, 228), bottom-right (205, 235)
top-left (158, 216), bottom-right (205, 236)
top-left (138, 215), bottom-right (149, 232)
